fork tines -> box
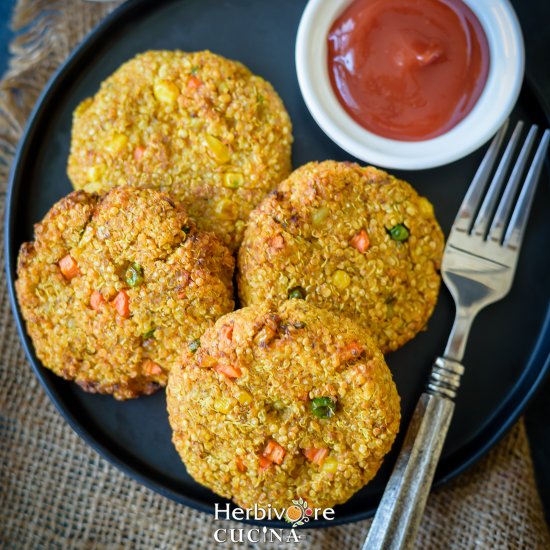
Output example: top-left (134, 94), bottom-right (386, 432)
top-left (453, 121), bottom-right (550, 250)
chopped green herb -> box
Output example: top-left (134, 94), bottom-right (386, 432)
top-left (311, 397), bottom-right (336, 419)
top-left (188, 339), bottom-right (201, 353)
top-left (182, 226), bottom-right (191, 234)
top-left (190, 66), bottom-right (199, 75)
top-left (143, 328), bottom-right (156, 340)
top-left (388, 224), bottom-right (410, 242)
top-left (287, 286), bottom-right (306, 300)
top-left (125, 262), bottom-right (144, 287)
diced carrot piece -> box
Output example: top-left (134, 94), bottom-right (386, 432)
top-left (113, 290), bottom-right (130, 318)
top-left (263, 440), bottom-right (286, 465)
top-left (347, 341), bottom-right (364, 355)
top-left (268, 234), bottom-right (284, 250)
top-left (220, 324), bottom-right (233, 342)
top-left (339, 341), bottom-right (364, 363)
top-left (59, 255), bottom-right (79, 280)
top-left (236, 456), bottom-right (247, 473)
top-left (350, 229), bottom-right (370, 253)
top-left (259, 456), bottom-right (272, 471)
top-left (188, 76), bottom-right (202, 90)
top-left (304, 447), bottom-right (329, 465)
top-left (271, 447), bottom-right (286, 465)
top-left (142, 359), bottom-right (162, 376)
top-left (304, 448), bottom-right (317, 462)
top-left (90, 290), bottom-right (104, 311)
top-left (215, 363), bottom-right (242, 379)
top-left (134, 146), bottom-right (146, 161)
top-left (297, 392), bottom-right (309, 402)
top-left (150, 363), bottom-right (162, 375)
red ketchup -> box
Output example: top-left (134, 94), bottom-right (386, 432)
top-left (327, 0), bottom-right (490, 141)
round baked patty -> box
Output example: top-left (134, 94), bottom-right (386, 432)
top-left (67, 50), bottom-right (293, 251)
top-left (16, 186), bottom-right (235, 399)
top-left (238, 161), bottom-right (444, 353)
top-left (167, 299), bottom-right (400, 509)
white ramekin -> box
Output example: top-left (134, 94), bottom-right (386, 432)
top-left (295, 0), bottom-right (525, 170)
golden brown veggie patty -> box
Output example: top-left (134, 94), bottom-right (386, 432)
top-left (167, 300), bottom-right (400, 509)
top-left (16, 187), bottom-right (234, 399)
top-left (238, 161), bottom-right (444, 352)
top-left (67, 50), bottom-right (293, 250)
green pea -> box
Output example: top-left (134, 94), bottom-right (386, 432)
top-left (188, 339), bottom-right (201, 353)
top-left (125, 262), bottom-right (144, 287)
top-left (388, 224), bottom-right (409, 242)
top-left (288, 286), bottom-right (306, 300)
top-left (311, 396), bottom-right (336, 419)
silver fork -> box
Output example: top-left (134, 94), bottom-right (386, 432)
top-left (364, 121), bottom-right (550, 550)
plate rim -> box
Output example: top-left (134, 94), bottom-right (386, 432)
top-left (4, 0), bottom-right (550, 529)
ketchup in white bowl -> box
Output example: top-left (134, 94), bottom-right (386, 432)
top-left (327, 0), bottom-right (490, 141)
top-left (296, 0), bottom-right (524, 169)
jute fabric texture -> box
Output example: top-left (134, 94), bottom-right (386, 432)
top-left (0, 1), bottom-right (549, 548)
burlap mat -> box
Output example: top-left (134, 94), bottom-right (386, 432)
top-left (0, 1), bottom-right (549, 548)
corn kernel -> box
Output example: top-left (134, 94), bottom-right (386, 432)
top-left (332, 270), bottom-right (351, 290)
top-left (86, 164), bottom-right (106, 182)
top-left (321, 456), bottom-right (338, 473)
top-left (236, 389), bottom-right (253, 405)
top-left (418, 196), bottom-right (434, 217)
top-left (198, 354), bottom-right (218, 368)
top-left (83, 181), bottom-right (104, 193)
top-left (105, 133), bottom-right (128, 155)
top-left (215, 198), bottom-right (238, 220)
top-left (213, 397), bottom-right (234, 414)
top-left (311, 207), bottom-right (329, 226)
top-left (189, 117), bottom-right (204, 129)
top-left (205, 135), bottom-right (230, 164)
top-left (153, 79), bottom-right (180, 104)
top-left (223, 172), bottom-right (244, 189)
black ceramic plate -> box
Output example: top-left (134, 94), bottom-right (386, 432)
top-left (5, 0), bottom-right (550, 528)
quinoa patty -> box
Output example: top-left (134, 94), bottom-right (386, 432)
top-left (238, 161), bottom-right (444, 353)
top-left (67, 50), bottom-right (293, 251)
top-left (167, 300), bottom-right (400, 509)
top-left (16, 187), bottom-right (234, 400)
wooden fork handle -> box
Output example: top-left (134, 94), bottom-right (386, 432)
top-left (363, 392), bottom-right (455, 550)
